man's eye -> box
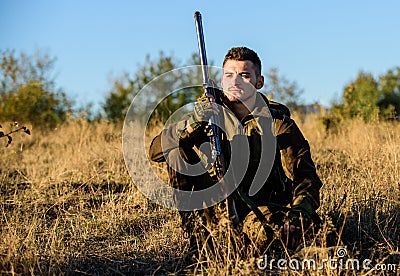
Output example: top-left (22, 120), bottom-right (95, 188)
top-left (224, 73), bottom-right (233, 77)
top-left (240, 74), bottom-right (250, 79)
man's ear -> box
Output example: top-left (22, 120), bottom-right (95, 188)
top-left (255, 75), bottom-right (264, 89)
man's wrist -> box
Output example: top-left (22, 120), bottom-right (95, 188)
top-left (176, 118), bottom-right (196, 140)
top-left (176, 119), bottom-right (189, 140)
top-left (186, 123), bottom-right (194, 134)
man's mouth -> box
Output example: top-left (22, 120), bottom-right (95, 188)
top-left (227, 87), bottom-right (242, 94)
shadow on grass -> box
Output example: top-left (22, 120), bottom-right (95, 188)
top-left (332, 199), bottom-right (400, 265)
top-left (61, 256), bottom-right (188, 276)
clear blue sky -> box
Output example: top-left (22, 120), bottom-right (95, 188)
top-left (1, 0), bottom-right (399, 110)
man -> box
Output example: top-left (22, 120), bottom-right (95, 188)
top-left (149, 47), bottom-right (322, 253)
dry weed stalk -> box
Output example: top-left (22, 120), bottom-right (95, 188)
top-left (0, 122), bottom-right (31, 147)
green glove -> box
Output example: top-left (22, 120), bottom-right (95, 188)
top-left (175, 95), bottom-right (214, 140)
top-left (188, 95), bottom-right (214, 132)
top-left (281, 209), bottom-right (312, 250)
top-left (280, 197), bottom-right (315, 250)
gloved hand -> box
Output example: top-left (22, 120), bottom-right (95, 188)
top-left (280, 208), bottom-right (312, 250)
top-left (188, 94), bottom-right (216, 133)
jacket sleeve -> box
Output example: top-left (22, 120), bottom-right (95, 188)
top-left (148, 120), bottom-right (183, 163)
top-left (275, 116), bottom-right (323, 216)
top-left (148, 114), bottom-right (207, 163)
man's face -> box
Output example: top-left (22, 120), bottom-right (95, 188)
top-left (221, 59), bottom-right (264, 102)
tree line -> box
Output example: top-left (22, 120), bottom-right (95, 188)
top-left (1, 49), bottom-right (399, 129)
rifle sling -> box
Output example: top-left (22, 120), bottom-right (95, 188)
top-left (235, 187), bottom-right (290, 239)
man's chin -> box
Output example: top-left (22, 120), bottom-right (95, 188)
top-left (225, 93), bottom-right (240, 102)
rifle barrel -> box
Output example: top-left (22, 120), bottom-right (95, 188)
top-left (194, 11), bottom-right (209, 87)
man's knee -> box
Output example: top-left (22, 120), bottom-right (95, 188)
top-left (242, 206), bottom-right (280, 247)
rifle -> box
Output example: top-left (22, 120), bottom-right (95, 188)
top-left (193, 11), bottom-right (225, 181)
top-left (194, 11), bottom-right (240, 226)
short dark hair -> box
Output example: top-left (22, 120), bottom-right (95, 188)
top-left (223, 47), bottom-right (262, 76)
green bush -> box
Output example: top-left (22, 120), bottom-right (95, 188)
top-left (0, 49), bottom-right (72, 128)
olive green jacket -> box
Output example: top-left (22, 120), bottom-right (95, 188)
top-left (149, 93), bottom-right (322, 219)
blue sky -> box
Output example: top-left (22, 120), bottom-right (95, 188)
top-left (1, 0), bottom-right (399, 110)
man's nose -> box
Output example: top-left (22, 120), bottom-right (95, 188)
top-left (234, 74), bottom-right (242, 85)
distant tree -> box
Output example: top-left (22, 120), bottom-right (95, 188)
top-left (103, 52), bottom-right (217, 122)
top-left (341, 71), bottom-right (380, 122)
top-left (323, 67), bottom-right (400, 131)
top-left (0, 49), bottom-right (72, 128)
top-left (263, 67), bottom-right (303, 111)
top-left (1, 49), bottom-right (55, 92)
top-left (1, 81), bottom-right (71, 127)
top-left (103, 52), bottom-right (181, 122)
top-left (377, 67), bottom-right (400, 119)
top-left (103, 72), bottom-right (135, 122)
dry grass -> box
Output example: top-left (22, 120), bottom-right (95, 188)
top-left (0, 117), bottom-right (399, 275)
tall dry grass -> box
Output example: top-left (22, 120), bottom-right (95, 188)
top-left (0, 117), bottom-right (399, 275)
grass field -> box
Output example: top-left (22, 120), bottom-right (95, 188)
top-left (0, 116), bottom-right (399, 275)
